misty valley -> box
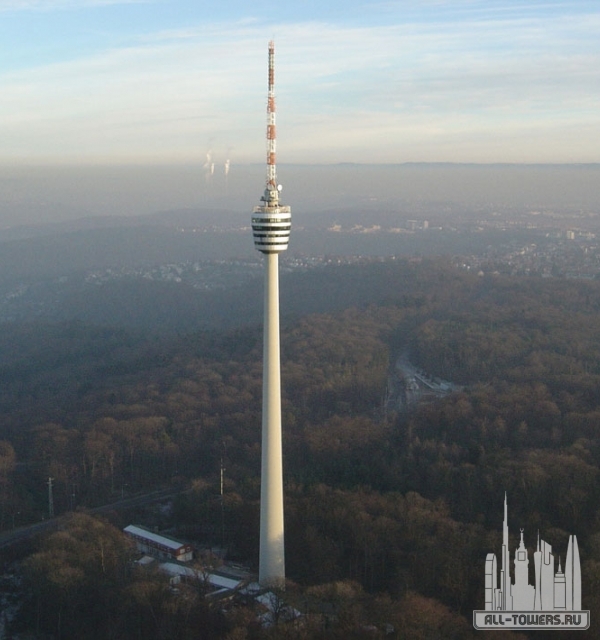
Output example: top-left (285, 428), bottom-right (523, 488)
top-left (1, 0), bottom-right (599, 630)
top-left (0, 205), bottom-right (599, 636)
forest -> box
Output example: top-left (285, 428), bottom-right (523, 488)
top-left (2, 257), bottom-right (600, 638)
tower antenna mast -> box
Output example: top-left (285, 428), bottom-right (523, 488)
top-left (265, 40), bottom-right (279, 204)
top-left (252, 40), bottom-right (291, 587)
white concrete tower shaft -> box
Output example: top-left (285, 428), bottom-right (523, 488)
top-left (259, 251), bottom-right (284, 585)
top-left (252, 41), bottom-right (290, 587)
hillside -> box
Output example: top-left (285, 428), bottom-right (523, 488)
top-left (1, 259), bottom-right (600, 636)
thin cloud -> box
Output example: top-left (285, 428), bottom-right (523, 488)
top-left (0, 9), bottom-right (598, 163)
top-left (0, 0), bottom-right (148, 10)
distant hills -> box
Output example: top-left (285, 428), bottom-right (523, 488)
top-left (0, 206), bottom-right (539, 331)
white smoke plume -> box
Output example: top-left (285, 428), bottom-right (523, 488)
top-left (203, 149), bottom-right (213, 184)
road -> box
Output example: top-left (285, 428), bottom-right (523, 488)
top-left (0, 487), bottom-right (180, 549)
top-left (385, 353), bottom-right (461, 414)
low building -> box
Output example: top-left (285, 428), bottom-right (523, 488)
top-left (124, 525), bottom-right (193, 563)
top-left (160, 562), bottom-right (244, 596)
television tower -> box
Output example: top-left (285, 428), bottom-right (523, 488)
top-left (252, 40), bottom-right (291, 587)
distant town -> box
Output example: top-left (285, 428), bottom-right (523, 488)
top-left (0, 196), bottom-right (599, 330)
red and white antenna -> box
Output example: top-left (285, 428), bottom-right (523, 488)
top-left (264, 40), bottom-right (279, 205)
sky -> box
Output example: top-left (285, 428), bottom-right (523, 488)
top-left (0, 0), bottom-right (599, 165)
